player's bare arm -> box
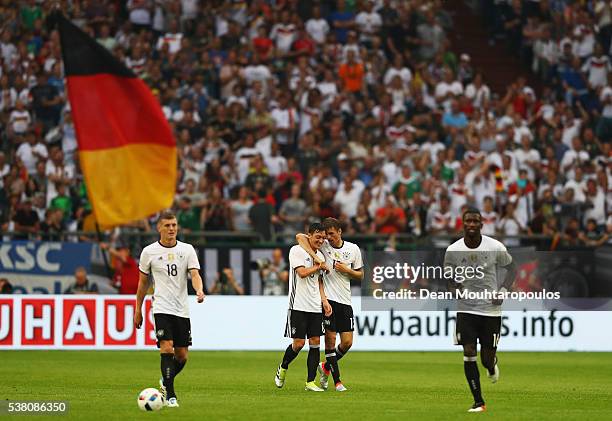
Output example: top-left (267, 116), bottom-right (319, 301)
top-left (319, 276), bottom-right (332, 317)
top-left (134, 271), bottom-right (149, 329)
top-left (296, 233), bottom-right (325, 264)
top-left (189, 268), bottom-right (205, 303)
top-left (295, 262), bottom-right (327, 279)
top-left (500, 261), bottom-right (517, 291)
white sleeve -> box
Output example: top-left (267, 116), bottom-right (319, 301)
top-left (270, 24), bottom-right (278, 40)
top-left (306, 20), bottom-right (314, 34)
top-left (37, 145), bottom-right (48, 159)
top-left (187, 245), bottom-right (200, 270)
top-left (138, 248), bottom-right (151, 274)
top-left (496, 242), bottom-right (513, 267)
top-left (352, 245), bottom-right (363, 270)
top-left (383, 69), bottom-right (393, 86)
top-left (580, 58), bottom-right (590, 73)
top-left (289, 246), bottom-right (308, 270)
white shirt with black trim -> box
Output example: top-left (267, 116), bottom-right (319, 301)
top-left (288, 245), bottom-right (324, 313)
top-left (320, 240), bottom-right (363, 306)
top-left (139, 240), bottom-right (200, 318)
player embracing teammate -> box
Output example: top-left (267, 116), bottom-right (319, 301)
top-left (276, 217), bottom-right (363, 392)
top-left (275, 223), bottom-right (332, 392)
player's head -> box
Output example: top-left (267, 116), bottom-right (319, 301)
top-left (307, 222), bottom-right (326, 250)
top-left (322, 217), bottom-right (342, 246)
top-left (157, 211), bottom-right (178, 243)
top-left (462, 207), bottom-right (482, 238)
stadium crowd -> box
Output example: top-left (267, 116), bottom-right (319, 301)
top-left (0, 0), bottom-right (611, 250)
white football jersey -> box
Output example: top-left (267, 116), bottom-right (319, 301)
top-left (139, 241), bottom-right (200, 318)
top-left (444, 235), bottom-right (512, 317)
top-left (288, 245), bottom-right (325, 313)
top-left (320, 240), bottom-right (363, 306)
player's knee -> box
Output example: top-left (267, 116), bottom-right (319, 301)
top-left (175, 350), bottom-right (188, 363)
top-left (463, 344), bottom-right (477, 357)
top-left (159, 340), bottom-right (174, 354)
top-left (293, 339), bottom-right (305, 351)
top-left (308, 337), bottom-right (320, 347)
top-left (324, 333), bottom-right (336, 348)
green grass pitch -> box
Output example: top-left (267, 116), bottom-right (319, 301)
top-left (2, 351), bottom-right (612, 420)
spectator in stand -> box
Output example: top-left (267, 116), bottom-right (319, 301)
top-left (375, 193), bottom-right (406, 234)
top-left (64, 267), bottom-right (98, 294)
top-left (101, 243), bottom-right (139, 295)
top-left (279, 183), bottom-right (308, 237)
top-left (0, 0), bottom-right (608, 251)
top-left (13, 198), bottom-right (39, 240)
top-left (39, 207), bottom-right (64, 241)
top-left (258, 248), bottom-right (289, 296)
top-left (230, 186), bottom-right (253, 232)
top-left (338, 49), bottom-right (365, 94)
top-left (177, 196), bottom-right (201, 233)
top-left (210, 268), bottom-right (244, 295)
top-left (249, 189), bottom-right (276, 241)
top-left (0, 278), bottom-right (12, 294)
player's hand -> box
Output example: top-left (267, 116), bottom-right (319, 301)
top-left (322, 300), bottom-right (332, 317)
top-left (492, 287), bottom-right (507, 306)
top-left (334, 262), bottom-right (350, 274)
top-left (196, 290), bottom-right (205, 303)
top-left (134, 311), bottom-right (143, 329)
top-left (318, 262), bottom-right (330, 273)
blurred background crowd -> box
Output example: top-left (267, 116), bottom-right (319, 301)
top-left (0, 0), bottom-right (611, 252)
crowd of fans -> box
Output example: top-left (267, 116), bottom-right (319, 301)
top-left (0, 0), bottom-right (611, 250)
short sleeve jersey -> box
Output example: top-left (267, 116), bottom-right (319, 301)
top-left (320, 240), bottom-right (363, 306)
top-left (139, 241), bottom-right (200, 318)
top-left (288, 245), bottom-right (325, 313)
top-left (444, 235), bottom-right (512, 317)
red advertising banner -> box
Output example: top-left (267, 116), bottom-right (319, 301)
top-left (0, 299), bottom-right (13, 346)
top-left (63, 299), bottom-right (96, 346)
top-left (21, 299), bottom-right (54, 345)
top-left (104, 299), bottom-right (137, 346)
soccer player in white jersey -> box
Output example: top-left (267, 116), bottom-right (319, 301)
top-left (275, 223), bottom-right (332, 392)
top-left (444, 208), bottom-right (516, 412)
top-left (296, 218), bottom-right (364, 392)
top-left (134, 212), bottom-right (205, 408)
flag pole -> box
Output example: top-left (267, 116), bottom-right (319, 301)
top-left (95, 223), bottom-right (114, 282)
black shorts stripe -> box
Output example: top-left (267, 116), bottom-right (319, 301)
top-left (288, 268), bottom-right (298, 310)
top-left (284, 310), bottom-right (291, 337)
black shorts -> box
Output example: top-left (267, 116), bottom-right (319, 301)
top-left (454, 312), bottom-right (501, 348)
top-left (284, 309), bottom-right (324, 339)
top-left (154, 313), bottom-right (192, 348)
top-left (323, 300), bottom-right (354, 333)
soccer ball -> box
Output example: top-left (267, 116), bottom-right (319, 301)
top-left (137, 388), bottom-right (164, 411)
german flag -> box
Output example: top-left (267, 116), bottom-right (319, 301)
top-left (52, 12), bottom-right (176, 227)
